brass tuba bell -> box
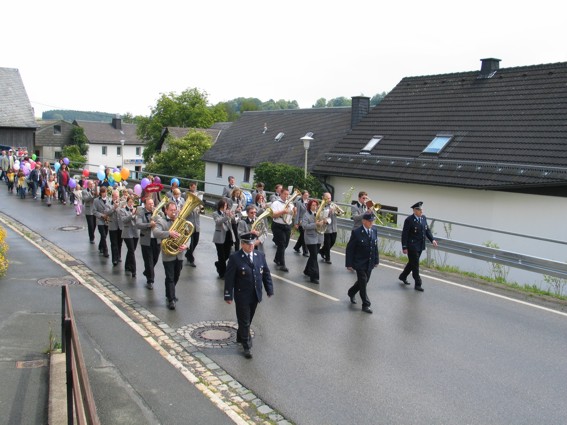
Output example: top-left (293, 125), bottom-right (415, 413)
top-left (161, 192), bottom-right (202, 256)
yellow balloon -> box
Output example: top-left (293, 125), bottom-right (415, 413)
top-left (120, 168), bottom-right (130, 180)
top-left (113, 171), bottom-right (122, 182)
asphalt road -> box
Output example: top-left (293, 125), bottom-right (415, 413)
top-left (1, 188), bottom-right (566, 424)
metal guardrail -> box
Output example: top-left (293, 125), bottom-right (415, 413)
top-left (61, 285), bottom-right (100, 425)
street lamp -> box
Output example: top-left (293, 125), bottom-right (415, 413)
top-left (120, 139), bottom-right (125, 169)
top-left (300, 135), bottom-right (313, 179)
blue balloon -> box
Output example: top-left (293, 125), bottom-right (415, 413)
top-left (54, 162), bottom-right (61, 172)
top-left (97, 170), bottom-right (105, 180)
top-left (171, 178), bottom-right (179, 186)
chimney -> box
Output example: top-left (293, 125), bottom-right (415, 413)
top-left (479, 58), bottom-right (501, 78)
top-left (112, 114), bottom-right (122, 130)
top-left (351, 96), bottom-right (370, 129)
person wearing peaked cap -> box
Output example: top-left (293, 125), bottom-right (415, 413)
top-left (345, 211), bottom-right (379, 313)
top-left (224, 232), bottom-right (273, 359)
top-left (399, 201), bottom-right (438, 292)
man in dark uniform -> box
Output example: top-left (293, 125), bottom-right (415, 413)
top-left (346, 212), bottom-right (379, 313)
top-left (399, 201), bottom-right (438, 292)
top-left (224, 233), bottom-right (274, 359)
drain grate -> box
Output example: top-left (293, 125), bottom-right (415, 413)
top-left (57, 225), bottom-right (84, 232)
top-left (177, 321), bottom-right (254, 348)
top-left (38, 276), bottom-right (80, 287)
top-left (16, 359), bottom-right (48, 369)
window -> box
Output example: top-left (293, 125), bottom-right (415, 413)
top-left (243, 167), bottom-right (251, 182)
top-left (136, 147), bottom-right (141, 156)
top-left (53, 125), bottom-right (61, 135)
top-left (117, 146), bottom-right (122, 156)
top-left (274, 132), bottom-right (285, 142)
top-left (217, 163), bottom-right (223, 178)
top-left (423, 135), bottom-right (452, 154)
top-left (102, 146), bottom-right (107, 155)
top-left (359, 135), bottom-right (382, 155)
top-left (54, 151), bottom-right (62, 159)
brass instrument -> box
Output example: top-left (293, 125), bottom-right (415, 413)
top-left (330, 202), bottom-right (345, 217)
top-left (282, 189), bottom-right (301, 225)
top-left (161, 192), bottom-right (202, 256)
top-left (151, 196), bottom-right (170, 220)
top-left (365, 199), bottom-right (384, 225)
top-left (316, 198), bottom-right (329, 234)
top-left (251, 206), bottom-right (272, 244)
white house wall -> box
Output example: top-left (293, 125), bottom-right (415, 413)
top-left (204, 162), bottom-right (255, 196)
top-left (87, 144), bottom-right (144, 174)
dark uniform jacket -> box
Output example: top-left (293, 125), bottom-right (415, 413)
top-left (345, 225), bottom-right (379, 272)
top-left (224, 250), bottom-right (273, 302)
top-left (401, 215), bottom-right (435, 252)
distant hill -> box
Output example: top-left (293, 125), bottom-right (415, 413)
top-left (42, 110), bottom-right (116, 122)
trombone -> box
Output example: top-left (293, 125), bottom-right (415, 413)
top-left (365, 199), bottom-right (384, 225)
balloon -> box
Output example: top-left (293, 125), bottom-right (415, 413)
top-left (97, 170), bottom-right (105, 180)
top-left (123, 181), bottom-right (128, 186)
top-left (141, 178), bottom-right (150, 189)
top-left (99, 164), bottom-right (105, 171)
top-left (63, 157), bottom-right (70, 165)
top-left (14, 160), bottom-right (20, 166)
top-left (108, 175), bottom-right (115, 186)
top-left (32, 154), bottom-right (37, 160)
top-left (113, 171), bottom-right (122, 182)
top-left (171, 178), bottom-right (179, 186)
top-left (134, 184), bottom-right (142, 196)
top-left (120, 168), bottom-right (130, 180)
top-left (23, 167), bottom-right (30, 176)
top-left (82, 169), bottom-right (89, 178)
top-left (13, 163), bottom-right (20, 171)
top-left (68, 179), bottom-right (77, 189)
top-left (29, 160), bottom-right (35, 169)
top-left (24, 162), bottom-right (31, 170)
top-left (54, 162), bottom-right (60, 172)
top-left (153, 176), bottom-right (161, 184)
top-left (83, 180), bottom-right (89, 189)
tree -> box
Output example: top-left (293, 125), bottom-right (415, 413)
top-left (138, 88), bottom-right (227, 163)
top-left (144, 130), bottom-right (213, 182)
top-left (370, 92), bottom-right (388, 106)
top-left (69, 126), bottom-right (89, 156)
top-left (327, 97), bottom-right (351, 107)
top-left (253, 162), bottom-right (322, 198)
top-left (62, 145), bottom-right (87, 170)
top-left (313, 98), bottom-right (327, 108)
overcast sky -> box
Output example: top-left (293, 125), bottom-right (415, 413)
top-left (3, 0), bottom-right (566, 118)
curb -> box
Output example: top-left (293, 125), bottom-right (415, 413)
top-left (49, 352), bottom-right (67, 425)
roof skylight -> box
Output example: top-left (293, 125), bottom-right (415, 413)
top-left (422, 135), bottom-right (452, 154)
top-left (359, 135), bottom-right (382, 155)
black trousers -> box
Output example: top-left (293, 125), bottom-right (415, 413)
top-left (109, 229), bottom-right (123, 264)
top-left (231, 222), bottom-right (240, 251)
top-left (215, 234), bottom-right (233, 278)
top-left (272, 222), bottom-right (291, 266)
top-left (85, 214), bottom-right (96, 242)
top-left (163, 259), bottom-right (182, 302)
top-left (141, 239), bottom-right (160, 283)
top-left (123, 237), bottom-right (138, 274)
top-left (304, 244), bottom-right (320, 279)
top-left (400, 249), bottom-right (423, 286)
top-left (235, 296), bottom-right (258, 350)
top-left (320, 232), bottom-right (337, 261)
top-left (348, 267), bottom-right (374, 308)
top-left (293, 226), bottom-right (307, 253)
top-left (185, 231), bottom-right (199, 263)
top-left (97, 224), bottom-right (109, 255)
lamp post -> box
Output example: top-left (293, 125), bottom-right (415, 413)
top-left (120, 139), bottom-right (125, 169)
top-left (300, 135), bottom-right (313, 179)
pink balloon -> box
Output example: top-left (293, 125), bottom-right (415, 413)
top-left (29, 160), bottom-right (35, 169)
top-left (134, 184), bottom-right (142, 196)
top-left (23, 167), bottom-right (30, 176)
top-left (83, 180), bottom-right (89, 189)
top-left (141, 178), bottom-right (150, 189)
top-left (153, 176), bottom-right (161, 184)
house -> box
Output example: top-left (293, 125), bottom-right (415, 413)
top-left (311, 58), bottom-right (567, 282)
top-left (0, 67), bottom-right (38, 154)
top-left (200, 101), bottom-right (369, 195)
top-left (35, 120), bottom-right (75, 161)
top-left (74, 116), bottom-right (145, 177)
top-left (157, 125), bottom-right (225, 152)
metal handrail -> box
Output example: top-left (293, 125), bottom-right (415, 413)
top-left (61, 285), bottom-right (100, 425)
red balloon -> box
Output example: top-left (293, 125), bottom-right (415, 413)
top-left (82, 169), bottom-right (90, 177)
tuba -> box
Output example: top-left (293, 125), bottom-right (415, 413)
top-left (251, 206), bottom-right (272, 244)
top-left (316, 198), bottom-right (329, 234)
top-left (161, 192), bottom-right (202, 256)
top-left (365, 199), bottom-right (384, 225)
top-left (282, 189), bottom-right (301, 225)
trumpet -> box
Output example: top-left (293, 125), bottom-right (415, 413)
top-left (330, 202), bottom-right (346, 216)
top-left (365, 199), bottom-right (384, 225)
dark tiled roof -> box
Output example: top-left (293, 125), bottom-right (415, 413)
top-left (74, 120), bottom-right (141, 145)
top-left (201, 108), bottom-right (352, 169)
top-left (313, 61), bottom-right (567, 189)
top-left (0, 67), bottom-right (37, 128)
top-left (163, 127), bottom-right (223, 144)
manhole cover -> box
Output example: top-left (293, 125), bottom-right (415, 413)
top-left (57, 226), bottom-right (84, 232)
top-left (177, 321), bottom-right (254, 348)
top-left (38, 276), bottom-right (80, 287)
top-left (16, 359), bottom-right (48, 369)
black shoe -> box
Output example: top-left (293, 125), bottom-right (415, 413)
top-left (131, 273), bottom-right (136, 278)
top-left (243, 349), bottom-right (253, 359)
top-left (143, 270), bottom-right (148, 277)
top-left (414, 286), bottom-right (424, 292)
top-left (168, 300), bottom-right (176, 310)
top-left (113, 261), bottom-right (118, 266)
top-left (125, 266), bottom-right (131, 272)
top-left (188, 262), bottom-right (196, 268)
top-left (399, 275), bottom-right (410, 285)
top-left (293, 248), bottom-right (300, 253)
top-left (89, 240), bottom-right (95, 244)
top-left (324, 260), bottom-right (332, 264)
top-left (278, 266), bottom-right (289, 272)
top-left (273, 260), bottom-right (281, 266)
top-left (103, 253), bottom-right (109, 258)
top-left (236, 336), bottom-right (242, 343)
top-left (302, 253), bottom-right (309, 257)
top-left (118, 258), bottom-right (122, 262)
top-left (349, 295), bottom-right (357, 304)
top-left (145, 282), bottom-right (153, 290)
top-left (310, 278), bottom-right (319, 284)
top-left (362, 306), bottom-right (373, 314)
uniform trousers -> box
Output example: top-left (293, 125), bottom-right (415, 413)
top-left (320, 232), bottom-right (337, 261)
top-left (304, 244), bottom-right (320, 280)
top-left (235, 295), bottom-right (258, 350)
top-left (214, 234), bottom-right (233, 278)
top-left (400, 249), bottom-right (423, 286)
top-left (85, 214), bottom-right (96, 242)
top-left (109, 229), bottom-right (123, 263)
top-left (185, 231), bottom-right (199, 263)
top-left (163, 259), bottom-right (182, 302)
top-left (272, 222), bottom-right (291, 266)
top-left (123, 237), bottom-right (138, 274)
top-left (141, 239), bottom-right (160, 283)
top-left (97, 224), bottom-right (109, 255)
top-left (348, 268), bottom-right (373, 308)
top-left (293, 226), bottom-right (307, 253)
